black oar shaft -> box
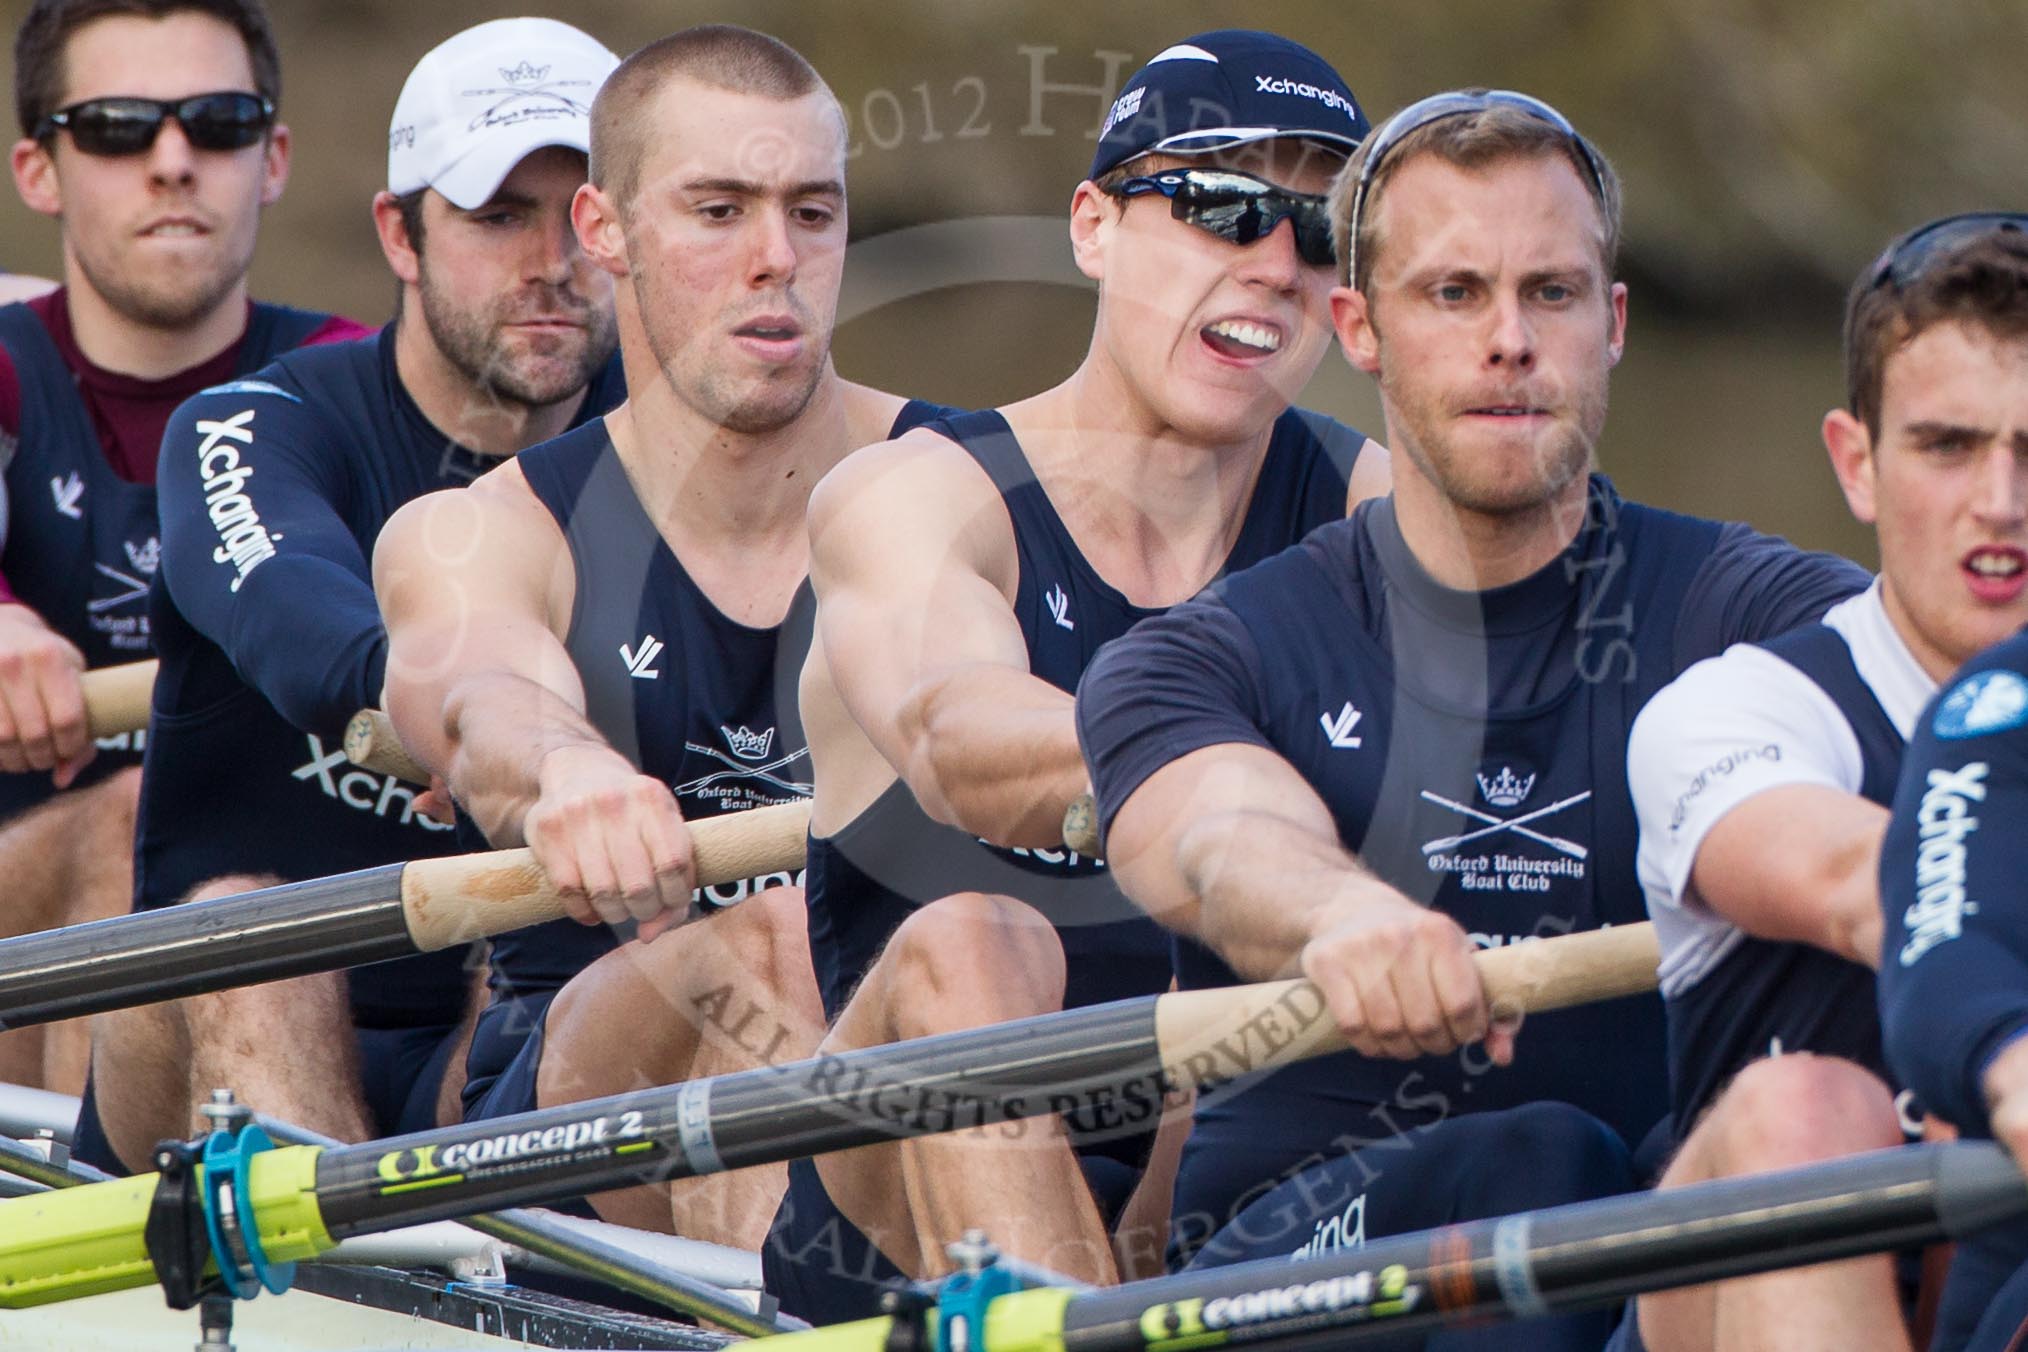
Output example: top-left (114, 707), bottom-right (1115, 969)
top-left (301, 926), bottom-right (1654, 1236)
top-left (311, 997), bottom-right (1168, 1234)
top-left (0, 866), bottom-right (412, 1029)
top-left (1050, 1143), bottom-right (2028, 1352)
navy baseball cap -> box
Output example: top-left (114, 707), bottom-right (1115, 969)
top-left (1089, 31), bottom-right (1369, 181)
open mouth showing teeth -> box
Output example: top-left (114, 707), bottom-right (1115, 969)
top-left (740, 326), bottom-right (798, 341)
top-left (1202, 320), bottom-right (1282, 358)
top-left (1967, 552), bottom-right (2024, 578)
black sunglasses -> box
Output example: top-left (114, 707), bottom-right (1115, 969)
top-left (35, 91), bottom-right (274, 157)
top-left (1868, 213), bottom-right (2028, 291)
top-left (1346, 89), bottom-right (1608, 284)
top-left (1105, 168), bottom-right (1336, 267)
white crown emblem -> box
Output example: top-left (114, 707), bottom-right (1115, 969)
top-left (1475, 766), bottom-right (1535, 808)
top-left (500, 60), bottom-right (551, 85)
top-left (721, 724), bottom-right (776, 761)
top-left (125, 537), bottom-right (161, 575)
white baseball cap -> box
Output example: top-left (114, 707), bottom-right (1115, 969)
top-left (388, 17), bottom-right (620, 210)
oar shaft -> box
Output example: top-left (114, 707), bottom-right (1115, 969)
top-left (1047, 1142), bottom-right (2025, 1352)
top-left (0, 801), bottom-right (812, 1031)
top-left (0, 1143), bottom-right (328, 1308)
top-left (81, 659), bottom-right (156, 738)
top-left (0, 926), bottom-right (1658, 1308)
top-left (305, 926), bottom-right (1657, 1236)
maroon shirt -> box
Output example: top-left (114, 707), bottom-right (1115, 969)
top-left (0, 289), bottom-right (368, 601)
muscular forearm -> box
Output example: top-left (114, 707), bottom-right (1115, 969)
top-left (1176, 809), bottom-right (1396, 980)
top-left (439, 672), bottom-right (622, 846)
top-left (895, 666), bottom-right (1089, 848)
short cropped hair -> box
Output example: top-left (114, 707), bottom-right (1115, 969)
top-left (590, 24), bottom-right (834, 215)
top-left (15, 0), bottom-right (281, 138)
top-left (1327, 101), bottom-right (1623, 296)
top-left (1845, 226), bottom-right (2028, 439)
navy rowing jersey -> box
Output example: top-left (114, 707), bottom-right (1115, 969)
top-left (1882, 639), bottom-right (2028, 1352)
top-left (138, 331), bottom-right (624, 1025)
top-left (0, 299), bottom-right (342, 817)
top-left (1078, 477), bottom-right (1866, 1231)
top-left (804, 407), bottom-right (1368, 1022)
top-left (1881, 632), bottom-right (2028, 1140)
top-left (1629, 585), bottom-right (1931, 1134)
top-left (464, 399), bottom-right (951, 1101)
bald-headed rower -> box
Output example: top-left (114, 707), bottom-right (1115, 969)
top-left (376, 25), bottom-right (946, 1245)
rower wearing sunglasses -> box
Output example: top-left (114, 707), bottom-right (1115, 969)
top-left (73, 17), bottom-right (626, 1179)
top-left (1075, 89), bottom-right (1865, 1348)
top-left (765, 30), bottom-right (1390, 1325)
top-left (0, 0), bottom-right (364, 1094)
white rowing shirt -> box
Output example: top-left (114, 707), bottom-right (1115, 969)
top-left (1628, 581), bottom-right (1935, 998)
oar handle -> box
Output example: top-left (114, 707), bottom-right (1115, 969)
top-left (81, 660), bottom-right (156, 738)
top-left (1153, 922), bottom-right (1660, 1086)
top-left (344, 708), bottom-right (431, 785)
top-left (398, 799), bottom-right (814, 950)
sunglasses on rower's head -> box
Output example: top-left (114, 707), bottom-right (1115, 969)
top-left (35, 92), bottom-right (275, 157)
top-left (1345, 89), bottom-right (1608, 286)
top-left (1868, 213), bottom-right (2028, 291)
top-left (1104, 168), bottom-right (1337, 267)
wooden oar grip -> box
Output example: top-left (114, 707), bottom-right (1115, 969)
top-left (1062, 792), bottom-right (1101, 856)
top-left (1478, 920), bottom-right (1661, 1014)
top-left (399, 800), bottom-right (814, 950)
top-left (81, 660), bottom-right (156, 738)
top-left (344, 708), bottom-right (431, 785)
top-left (1152, 922), bottom-right (1660, 1089)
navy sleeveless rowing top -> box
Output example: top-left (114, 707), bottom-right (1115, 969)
top-left (802, 407), bottom-right (1367, 1023)
top-left (1664, 623), bottom-right (1901, 1131)
top-left (472, 399), bottom-right (952, 1044)
top-left (0, 301), bottom-right (333, 816)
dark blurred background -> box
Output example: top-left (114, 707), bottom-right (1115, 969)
top-left (6, 0), bottom-right (2025, 563)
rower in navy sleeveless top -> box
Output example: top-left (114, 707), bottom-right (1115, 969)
top-left (378, 24), bottom-right (945, 1252)
top-left (1077, 91), bottom-right (1865, 1352)
top-left (1617, 215), bottom-right (2028, 1352)
top-left (0, 295), bottom-right (345, 807)
top-left (463, 396), bottom-right (950, 1122)
top-left (766, 32), bottom-right (1390, 1327)
top-left (803, 405), bottom-right (1364, 1021)
top-left (0, 0), bottom-right (364, 1095)
top-left (76, 17), bottom-right (628, 1174)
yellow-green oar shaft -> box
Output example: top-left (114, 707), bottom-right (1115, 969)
top-left (0, 1144), bottom-right (329, 1308)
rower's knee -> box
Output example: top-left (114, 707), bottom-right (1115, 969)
top-left (1679, 1053), bottom-right (1900, 1184)
top-left (878, 892), bottom-right (1064, 1040)
top-left (713, 885), bottom-right (820, 1008)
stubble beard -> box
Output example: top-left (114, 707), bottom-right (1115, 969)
top-left (77, 231), bottom-right (249, 331)
top-left (418, 265), bottom-right (616, 412)
top-left (643, 303), bottom-right (831, 436)
top-left (1389, 369), bottom-right (1608, 518)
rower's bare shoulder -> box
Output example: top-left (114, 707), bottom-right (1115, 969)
top-left (375, 462), bottom-right (562, 597)
top-left (813, 422), bottom-right (996, 521)
top-left (810, 426), bottom-right (1010, 578)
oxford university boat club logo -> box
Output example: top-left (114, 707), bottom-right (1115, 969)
top-left (1420, 761), bottom-right (1590, 898)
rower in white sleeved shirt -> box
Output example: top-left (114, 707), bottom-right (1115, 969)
top-left (1629, 580), bottom-right (1937, 1137)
